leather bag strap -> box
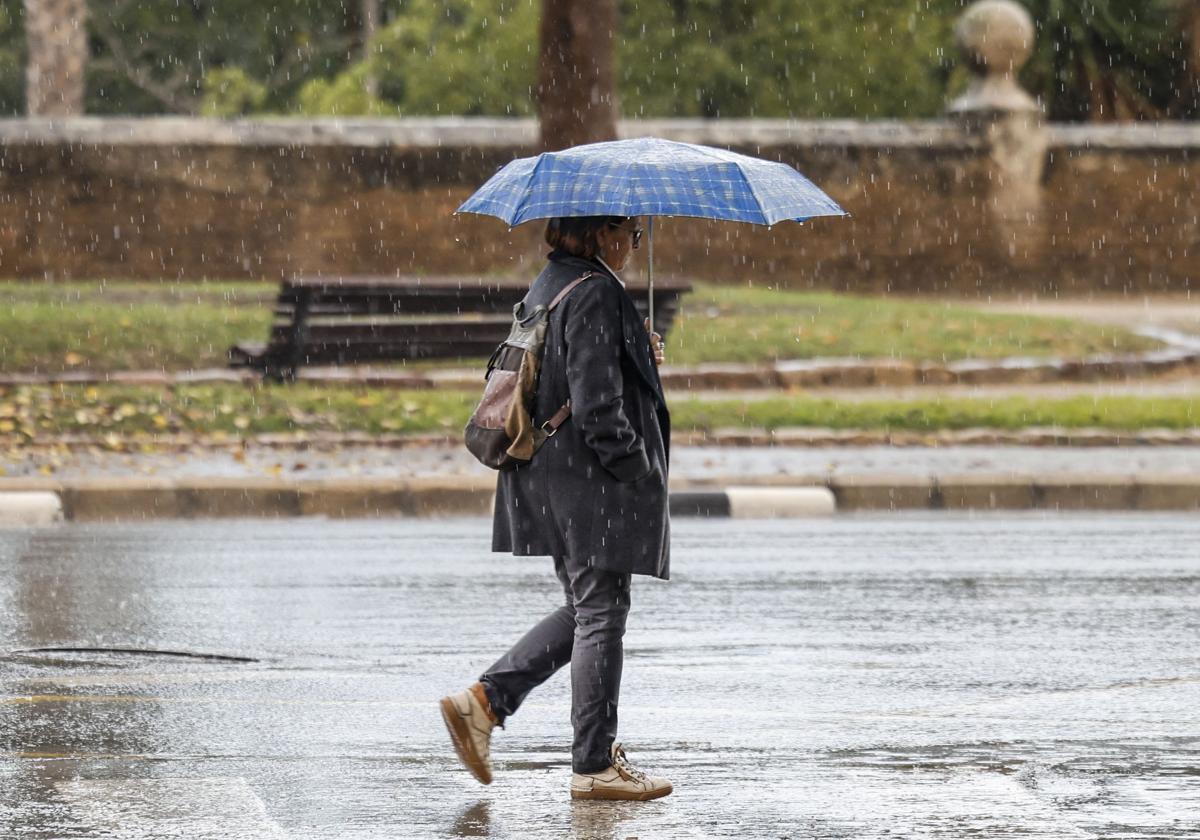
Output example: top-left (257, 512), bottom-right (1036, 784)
top-left (541, 400), bottom-right (573, 435)
top-left (539, 271), bottom-right (594, 435)
top-left (547, 272), bottom-right (594, 311)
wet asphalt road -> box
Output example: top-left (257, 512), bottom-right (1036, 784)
top-left (1, 515), bottom-right (1199, 839)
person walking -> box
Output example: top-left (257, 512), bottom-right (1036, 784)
top-left (440, 215), bottom-right (673, 802)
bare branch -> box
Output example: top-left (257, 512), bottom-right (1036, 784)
top-left (89, 13), bottom-right (200, 114)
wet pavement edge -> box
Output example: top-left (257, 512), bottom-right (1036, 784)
top-left (2, 474), bottom-right (1200, 521)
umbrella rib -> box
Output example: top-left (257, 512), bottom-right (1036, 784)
top-left (737, 163), bottom-right (775, 225)
top-left (512, 152), bottom-right (560, 226)
top-left (685, 142), bottom-right (744, 164)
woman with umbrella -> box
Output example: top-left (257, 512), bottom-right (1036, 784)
top-left (439, 137), bottom-right (844, 800)
top-left (440, 213), bottom-right (675, 802)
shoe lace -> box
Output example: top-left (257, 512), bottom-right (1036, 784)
top-left (611, 744), bottom-right (647, 782)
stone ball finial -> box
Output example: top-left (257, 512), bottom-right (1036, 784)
top-left (948, 0), bottom-right (1040, 114)
top-left (956, 0), bottom-right (1036, 77)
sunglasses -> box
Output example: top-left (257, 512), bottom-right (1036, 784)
top-left (608, 222), bottom-right (644, 249)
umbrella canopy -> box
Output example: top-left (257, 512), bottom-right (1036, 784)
top-left (456, 136), bottom-right (847, 332)
top-left (455, 136), bottom-right (847, 226)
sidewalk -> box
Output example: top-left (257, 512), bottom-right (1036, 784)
top-left (12, 439), bottom-right (1200, 481)
top-left (974, 294), bottom-right (1200, 331)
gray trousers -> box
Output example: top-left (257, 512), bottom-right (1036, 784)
top-left (479, 555), bottom-right (631, 774)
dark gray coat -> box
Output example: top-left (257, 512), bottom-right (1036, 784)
top-left (492, 251), bottom-right (672, 580)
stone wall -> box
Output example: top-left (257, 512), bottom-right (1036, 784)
top-left (0, 116), bottom-right (1195, 294)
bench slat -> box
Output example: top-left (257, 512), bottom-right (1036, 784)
top-left (286, 274), bottom-right (695, 292)
top-left (270, 322), bottom-right (511, 343)
top-left (292, 341), bottom-right (504, 364)
top-left (277, 287), bottom-right (681, 316)
top-left (268, 309), bottom-right (679, 344)
top-left (275, 300), bottom-right (681, 320)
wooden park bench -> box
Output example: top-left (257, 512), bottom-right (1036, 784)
top-left (229, 274), bottom-right (693, 381)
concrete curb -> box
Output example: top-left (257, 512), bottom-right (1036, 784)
top-left (824, 474), bottom-right (1200, 511)
top-left (0, 491), bottom-right (64, 526)
top-left (3, 475), bottom-right (1200, 521)
top-left (725, 486), bottom-right (837, 518)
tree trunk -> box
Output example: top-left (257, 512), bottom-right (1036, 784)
top-left (537, 0), bottom-right (618, 152)
top-left (24, 0), bottom-right (89, 115)
top-left (362, 0), bottom-right (380, 99)
top-left (1183, 0), bottom-right (1200, 116)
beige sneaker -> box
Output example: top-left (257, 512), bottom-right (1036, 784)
top-left (439, 682), bottom-right (498, 785)
top-left (569, 743), bottom-right (673, 801)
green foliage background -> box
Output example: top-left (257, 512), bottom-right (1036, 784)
top-left (295, 0), bottom-right (538, 117)
top-left (618, 0), bottom-right (962, 118)
top-left (290, 0), bottom-right (968, 119)
top-left (0, 0), bottom-right (23, 115)
top-left (0, 0), bottom-right (1191, 120)
top-left (1021, 0), bottom-right (1189, 120)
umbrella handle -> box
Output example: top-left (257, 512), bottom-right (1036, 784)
top-left (646, 216), bottom-right (655, 335)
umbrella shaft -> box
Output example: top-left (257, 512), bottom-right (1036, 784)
top-left (647, 216), bottom-right (655, 334)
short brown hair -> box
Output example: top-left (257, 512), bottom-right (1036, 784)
top-left (544, 215), bottom-right (628, 259)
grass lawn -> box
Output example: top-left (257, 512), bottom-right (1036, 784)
top-left (670, 394), bottom-right (1200, 433)
top-left (1, 384), bottom-right (1196, 444)
top-left (668, 285), bottom-right (1161, 365)
top-left (0, 281), bottom-right (274, 373)
top-left (0, 280), bottom-right (1161, 373)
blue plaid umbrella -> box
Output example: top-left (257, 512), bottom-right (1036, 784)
top-left (456, 136), bottom-right (847, 327)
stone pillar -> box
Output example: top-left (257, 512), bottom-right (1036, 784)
top-left (948, 0), bottom-right (1047, 265)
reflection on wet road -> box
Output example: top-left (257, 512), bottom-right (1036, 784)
top-left (2, 515), bottom-right (1198, 838)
